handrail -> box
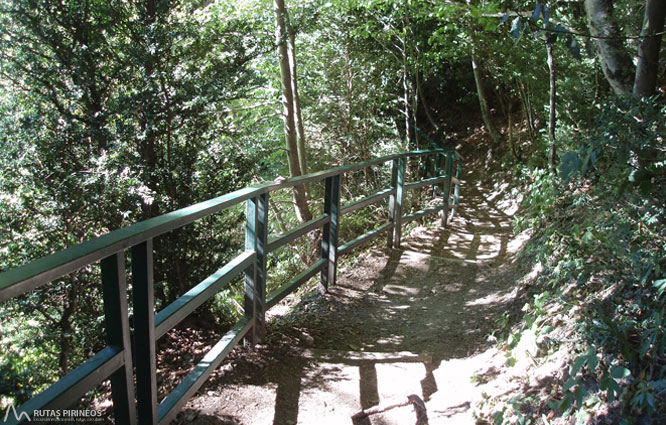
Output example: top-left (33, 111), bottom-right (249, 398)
top-left (340, 188), bottom-right (395, 215)
top-left (0, 148), bottom-right (463, 425)
top-left (154, 251), bottom-right (256, 339)
top-left (0, 186), bottom-right (261, 302)
top-left (0, 149), bottom-right (444, 300)
top-left (267, 214), bottom-right (330, 253)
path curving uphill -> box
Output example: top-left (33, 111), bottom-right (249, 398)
top-left (172, 172), bottom-right (530, 425)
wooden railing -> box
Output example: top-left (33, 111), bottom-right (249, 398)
top-left (0, 148), bottom-right (463, 425)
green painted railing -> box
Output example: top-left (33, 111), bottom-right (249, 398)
top-left (0, 148), bottom-right (463, 425)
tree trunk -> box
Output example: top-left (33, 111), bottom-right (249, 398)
top-left (585, 0), bottom-right (634, 96)
top-left (508, 101), bottom-right (521, 161)
top-left (288, 31), bottom-right (309, 177)
top-left (274, 0), bottom-right (311, 222)
top-left (416, 70), bottom-right (440, 132)
top-left (633, 0), bottom-right (666, 98)
top-left (517, 80), bottom-right (537, 142)
top-left (547, 42), bottom-right (557, 171)
top-left (138, 0), bottom-right (161, 221)
top-left (471, 52), bottom-right (502, 144)
top-left (412, 77), bottom-right (420, 148)
top-left (402, 48), bottom-right (414, 149)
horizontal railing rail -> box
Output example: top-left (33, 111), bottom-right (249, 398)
top-left (340, 187), bottom-right (395, 215)
top-left (267, 214), bottom-right (330, 253)
top-left (0, 148), bottom-right (463, 425)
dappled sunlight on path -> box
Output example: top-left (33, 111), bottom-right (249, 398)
top-left (172, 175), bottom-right (529, 425)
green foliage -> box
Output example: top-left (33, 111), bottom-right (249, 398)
top-left (0, 310), bottom-right (59, 405)
top-left (0, 0), bottom-right (269, 401)
top-left (0, 0), bottom-right (659, 420)
top-left (518, 96), bottom-right (666, 421)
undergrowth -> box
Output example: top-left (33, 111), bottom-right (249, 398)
top-left (489, 97), bottom-right (666, 424)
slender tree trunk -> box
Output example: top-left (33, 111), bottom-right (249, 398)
top-left (412, 78), bottom-right (420, 148)
top-left (633, 0), bottom-right (666, 98)
top-left (274, 0), bottom-right (311, 222)
top-left (402, 48), bottom-right (414, 149)
top-left (471, 52), bottom-right (502, 144)
top-left (400, 10), bottom-right (416, 149)
top-left (517, 80), bottom-right (536, 142)
top-left (508, 101), bottom-right (521, 161)
top-left (58, 318), bottom-right (71, 375)
top-left (415, 70), bottom-right (439, 132)
top-left (547, 42), bottom-right (557, 171)
top-left (465, 1), bottom-right (501, 145)
top-left (493, 85), bottom-right (507, 121)
top-left (343, 40), bottom-right (354, 155)
top-left (288, 31), bottom-right (309, 177)
top-left (138, 0), bottom-right (161, 220)
top-left (585, 0), bottom-right (634, 96)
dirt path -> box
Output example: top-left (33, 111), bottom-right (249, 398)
top-left (172, 176), bottom-right (530, 425)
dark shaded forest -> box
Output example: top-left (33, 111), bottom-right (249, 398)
top-left (0, 0), bottom-right (665, 423)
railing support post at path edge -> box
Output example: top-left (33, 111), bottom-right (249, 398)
top-left (441, 153), bottom-right (453, 227)
top-left (388, 157), bottom-right (405, 249)
top-left (100, 253), bottom-right (137, 425)
top-left (452, 158), bottom-right (463, 219)
top-left (244, 193), bottom-right (268, 345)
top-left (132, 240), bottom-right (158, 425)
top-left (432, 153), bottom-right (441, 198)
top-left (321, 174), bottom-right (341, 291)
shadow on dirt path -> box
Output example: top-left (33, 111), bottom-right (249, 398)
top-left (171, 174), bottom-right (530, 425)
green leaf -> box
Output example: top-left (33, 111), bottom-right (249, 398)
top-left (539, 325), bottom-right (554, 335)
top-left (611, 366), bottom-right (631, 379)
top-left (559, 395), bottom-right (572, 411)
top-left (582, 230), bottom-right (595, 243)
top-left (492, 409), bottom-right (504, 425)
top-left (574, 385), bottom-right (588, 406)
top-left (654, 279), bottom-right (666, 296)
top-left (587, 353), bottom-right (599, 371)
top-left (607, 380), bottom-right (622, 403)
top-left (580, 145), bottom-right (594, 174)
top-left (559, 151), bottom-right (581, 181)
top-left (563, 377), bottom-right (577, 392)
top-left (570, 354), bottom-right (587, 375)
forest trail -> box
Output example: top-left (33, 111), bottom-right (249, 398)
top-left (173, 171), bottom-right (530, 425)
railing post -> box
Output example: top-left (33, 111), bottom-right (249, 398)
top-left (422, 154), bottom-right (430, 180)
top-left (452, 158), bottom-right (463, 218)
top-left (388, 157), bottom-right (406, 249)
top-left (244, 193), bottom-right (268, 345)
top-left (132, 240), bottom-right (158, 425)
top-left (321, 174), bottom-right (340, 291)
top-left (101, 253), bottom-right (137, 425)
top-left (432, 153), bottom-right (441, 197)
top-left (441, 153), bottom-right (454, 227)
